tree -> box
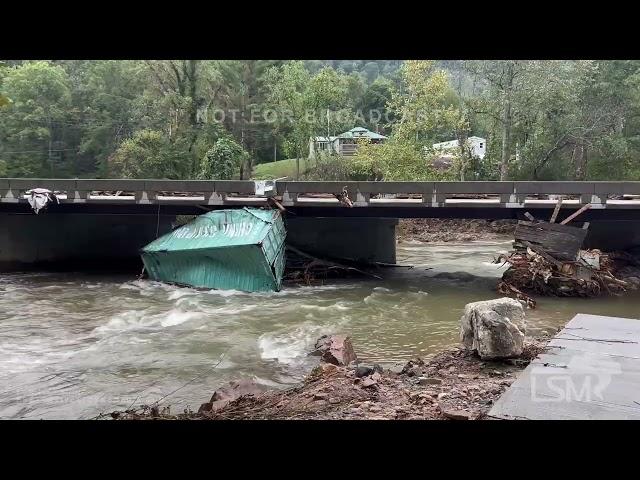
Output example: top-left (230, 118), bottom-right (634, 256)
top-left (109, 129), bottom-right (188, 179)
top-left (357, 77), bottom-right (395, 134)
top-left (389, 60), bottom-right (462, 145)
top-left (199, 137), bottom-right (247, 180)
top-left (463, 60), bottom-right (599, 180)
top-left (58, 60), bottom-right (148, 176)
top-left (265, 62), bottom-right (351, 178)
top-left (0, 61), bottom-right (72, 176)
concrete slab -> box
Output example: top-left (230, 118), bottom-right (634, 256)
top-left (489, 313), bottom-right (640, 420)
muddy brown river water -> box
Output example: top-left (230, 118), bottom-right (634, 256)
top-left (1, 239), bottom-right (639, 419)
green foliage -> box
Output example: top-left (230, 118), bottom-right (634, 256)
top-left (110, 129), bottom-right (187, 179)
top-left (390, 61), bottom-right (465, 145)
top-left (199, 137), bottom-right (247, 180)
top-left (0, 61), bottom-right (72, 176)
top-left (352, 139), bottom-right (455, 181)
top-left (2, 59), bottom-right (640, 183)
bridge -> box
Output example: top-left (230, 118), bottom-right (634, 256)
top-left (3, 178), bottom-right (640, 270)
top-left (4, 178), bottom-right (640, 218)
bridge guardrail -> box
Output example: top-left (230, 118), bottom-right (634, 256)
top-left (0, 178), bottom-right (256, 205)
top-left (3, 179), bottom-right (640, 208)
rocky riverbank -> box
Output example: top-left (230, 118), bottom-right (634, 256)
top-left (102, 335), bottom-right (548, 421)
top-left (397, 219), bottom-right (516, 243)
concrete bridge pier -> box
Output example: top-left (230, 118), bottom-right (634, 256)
top-left (0, 213), bottom-right (175, 271)
top-left (285, 217), bottom-right (398, 265)
top-left (584, 221), bottom-right (640, 252)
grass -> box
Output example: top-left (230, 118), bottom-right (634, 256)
top-left (251, 157), bottom-right (313, 180)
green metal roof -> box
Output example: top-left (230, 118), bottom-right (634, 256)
top-left (336, 127), bottom-right (387, 140)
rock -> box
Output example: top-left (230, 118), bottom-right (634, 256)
top-left (443, 409), bottom-right (474, 420)
top-left (387, 363), bottom-right (405, 375)
top-left (369, 405), bottom-right (382, 413)
top-left (320, 363), bottom-right (338, 374)
top-left (417, 377), bottom-right (442, 386)
top-left (329, 397), bottom-right (340, 405)
top-left (460, 297), bottom-right (526, 360)
top-left (311, 335), bottom-right (358, 366)
top-left (360, 377), bottom-right (378, 388)
top-left (314, 392), bottom-right (328, 400)
top-left (400, 358), bottom-right (425, 376)
top-left (198, 379), bottom-right (265, 413)
top-left (355, 366), bottom-right (374, 378)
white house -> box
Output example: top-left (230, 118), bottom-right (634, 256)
top-left (309, 127), bottom-right (387, 158)
top-left (431, 136), bottom-right (486, 160)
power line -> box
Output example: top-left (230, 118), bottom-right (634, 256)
top-left (0, 149), bottom-right (78, 154)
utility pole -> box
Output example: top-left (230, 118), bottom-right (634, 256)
top-left (48, 116), bottom-right (54, 176)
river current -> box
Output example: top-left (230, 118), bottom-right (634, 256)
top-left (2, 240), bottom-right (640, 419)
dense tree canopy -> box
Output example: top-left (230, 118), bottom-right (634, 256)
top-left (2, 59), bottom-right (640, 181)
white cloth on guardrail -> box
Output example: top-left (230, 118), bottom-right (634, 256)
top-left (26, 188), bottom-right (59, 214)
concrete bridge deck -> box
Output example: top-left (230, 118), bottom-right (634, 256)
top-left (489, 313), bottom-right (640, 420)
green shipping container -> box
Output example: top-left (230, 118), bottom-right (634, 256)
top-left (141, 207), bottom-right (286, 292)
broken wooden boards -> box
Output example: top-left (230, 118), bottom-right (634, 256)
top-left (514, 220), bottom-right (588, 261)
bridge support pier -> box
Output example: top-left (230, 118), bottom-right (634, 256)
top-left (285, 217), bottom-right (398, 265)
top-left (0, 213), bottom-right (175, 271)
top-left (584, 221), bottom-right (640, 252)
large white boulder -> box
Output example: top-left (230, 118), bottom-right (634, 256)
top-left (460, 298), bottom-right (526, 359)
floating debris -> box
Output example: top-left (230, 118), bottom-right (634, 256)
top-left (495, 210), bottom-right (638, 303)
top-left (141, 207), bottom-right (286, 292)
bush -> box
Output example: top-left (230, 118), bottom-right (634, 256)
top-left (199, 137), bottom-right (247, 180)
top-left (110, 129), bottom-right (188, 179)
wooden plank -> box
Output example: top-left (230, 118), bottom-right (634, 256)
top-left (560, 203), bottom-right (592, 225)
top-left (514, 221), bottom-right (587, 261)
top-left (490, 314), bottom-right (640, 420)
top-left (549, 197), bottom-right (563, 223)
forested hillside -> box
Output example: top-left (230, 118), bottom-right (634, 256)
top-left (2, 60), bottom-right (640, 181)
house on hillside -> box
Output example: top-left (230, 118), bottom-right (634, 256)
top-left (309, 127), bottom-right (387, 158)
top-left (431, 136), bottom-right (487, 160)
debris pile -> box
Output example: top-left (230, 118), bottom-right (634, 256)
top-left (284, 245), bottom-right (382, 285)
top-left (496, 248), bottom-right (638, 305)
top-left (495, 203), bottom-right (639, 305)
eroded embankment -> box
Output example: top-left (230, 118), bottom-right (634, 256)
top-left (102, 337), bottom-right (548, 421)
top-left (397, 219), bottom-right (516, 243)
